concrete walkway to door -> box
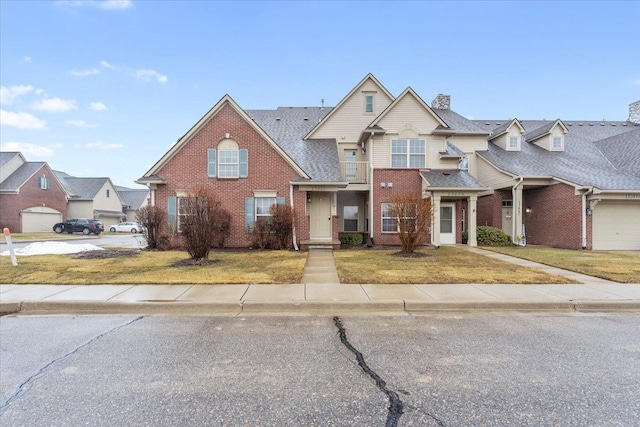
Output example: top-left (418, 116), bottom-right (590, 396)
top-left (301, 248), bottom-right (340, 284)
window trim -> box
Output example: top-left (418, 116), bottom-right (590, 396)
top-left (364, 94), bottom-right (374, 113)
top-left (343, 205), bottom-right (358, 232)
top-left (509, 136), bottom-right (519, 149)
top-left (552, 135), bottom-right (563, 150)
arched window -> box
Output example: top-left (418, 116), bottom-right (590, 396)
top-left (207, 139), bottom-right (248, 178)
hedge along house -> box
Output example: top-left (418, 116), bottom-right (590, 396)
top-left (137, 75), bottom-right (640, 251)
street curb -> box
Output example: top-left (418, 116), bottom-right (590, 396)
top-left (15, 301), bottom-right (243, 316)
top-left (2, 299), bottom-right (639, 316)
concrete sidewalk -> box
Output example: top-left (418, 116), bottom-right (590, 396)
top-left (1, 248), bottom-right (639, 316)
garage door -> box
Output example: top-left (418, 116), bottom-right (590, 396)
top-left (21, 207), bottom-right (63, 233)
top-left (592, 201), bottom-right (640, 250)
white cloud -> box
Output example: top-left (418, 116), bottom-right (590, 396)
top-left (136, 69), bottom-right (168, 84)
top-left (0, 110), bottom-right (47, 130)
top-left (71, 68), bottom-right (100, 77)
top-left (98, 0), bottom-right (133, 10)
top-left (23, 56), bottom-right (32, 63)
top-left (0, 85), bottom-right (34, 105)
top-left (85, 141), bottom-right (124, 149)
top-left (31, 97), bottom-right (77, 112)
top-left (90, 101), bottom-right (107, 111)
top-left (100, 60), bottom-right (115, 69)
top-left (1, 142), bottom-right (55, 157)
top-left (66, 120), bottom-right (96, 127)
top-left (55, 1), bottom-right (133, 10)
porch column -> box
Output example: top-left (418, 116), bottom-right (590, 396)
top-left (432, 194), bottom-right (441, 247)
top-left (468, 195), bottom-right (478, 247)
top-left (514, 185), bottom-right (523, 244)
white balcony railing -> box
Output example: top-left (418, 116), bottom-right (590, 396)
top-left (340, 161), bottom-right (369, 184)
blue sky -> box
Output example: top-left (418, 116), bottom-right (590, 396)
top-left (1, 0), bottom-right (639, 188)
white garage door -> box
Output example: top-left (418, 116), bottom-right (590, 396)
top-left (592, 201), bottom-right (640, 250)
top-left (21, 207), bottom-right (63, 233)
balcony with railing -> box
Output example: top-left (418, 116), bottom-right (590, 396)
top-left (341, 161), bottom-right (369, 184)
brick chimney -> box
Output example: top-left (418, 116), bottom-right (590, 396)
top-left (431, 94), bottom-right (450, 110)
top-left (629, 100), bottom-right (640, 124)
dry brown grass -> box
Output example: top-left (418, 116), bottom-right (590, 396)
top-left (333, 246), bottom-right (577, 284)
top-left (484, 246), bottom-right (640, 283)
top-left (0, 249), bottom-right (306, 285)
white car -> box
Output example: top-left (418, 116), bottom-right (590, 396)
top-left (109, 222), bottom-right (144, 233)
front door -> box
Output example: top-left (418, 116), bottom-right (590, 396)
top-left (501, 207), bottom-right (513, 238)
top-left (309, 192), bottom-right (332, 240)
top-left (440, 203), bottom-right (456, 244)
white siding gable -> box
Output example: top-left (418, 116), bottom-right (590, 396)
top-left (309, 78), bottom-right (393, 143)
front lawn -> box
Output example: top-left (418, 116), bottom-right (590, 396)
top-left (0, 249), bottom-right (306, 285)
top-left (483, 246), bottom-right (640, 283)
top-left (333, 246), bottom-right (576, 284)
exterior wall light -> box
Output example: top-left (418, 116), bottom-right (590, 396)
top-left (525, 207), bottom-right (532, 213)
top-left (586, 207), bottom-right (592, 216)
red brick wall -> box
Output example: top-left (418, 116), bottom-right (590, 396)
top-left (0, 165), bottom-right (67, 233)
top-left (523, 183), bottom-right (583, 249)
top-left (371, 169), bottom-right (425, 246)
top-left (477, 189), bottom-right (510, 228)
top-left (153, 102), bottom-right (306, 247)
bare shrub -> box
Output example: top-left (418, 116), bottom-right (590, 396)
top-left (179, 188), bottom-right (231, 261)
top-left (388, 193), bottom-right (432, 254)
top-left (270, 203), bottom-right (294, 250)
top-left (251, 218), bottom-right (273, 249)
top-left (136, 205), bottom-right (166, 250)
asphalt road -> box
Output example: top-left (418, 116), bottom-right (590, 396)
top-left (0, 234), bottom-right (146, 252)
top-left (1, 314), bottom-right (638, 426)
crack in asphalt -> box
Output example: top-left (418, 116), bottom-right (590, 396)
top-left (0, 316), bottom-right (143, 415)
top-left (333, 316), bottom-right (404, 427)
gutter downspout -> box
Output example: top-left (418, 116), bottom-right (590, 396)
top-left (581, 187), bottom-right (593, 250)
top-left (368, 132), bottom-right (375, 245)
top-left (290, 183), bottom-right (299, 251)
top-left (512, 176), bottom-right (523, 245)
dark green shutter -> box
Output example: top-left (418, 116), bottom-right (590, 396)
top-left (207, 149), bottom-right (217, 177)
top-left (239, 149), bottom-right (248, 178)
top-left (167, 196), bottom-right (177, 233)
top-left (245, 197), bottom-right (255, 230)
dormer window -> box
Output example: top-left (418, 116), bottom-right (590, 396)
top-left (509, 136), bottom-right (519, 149)
top-left (552, 136), bottom-right (563, 149)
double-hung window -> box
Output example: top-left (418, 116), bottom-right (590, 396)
top-left (509, 136), bottom-right (519, 149)
top-left (391, 139), bottom-right (425, 168)
top-left (208, 139), bottom-right (248, 179)
top-left (37, 176), bottom-right (50, 190)
top-left (552, 136), bottom-right (563, 149)
top-left (381, 203), bottom-right (396, 233)
top-left (255, 197), bottom-right (277, 224)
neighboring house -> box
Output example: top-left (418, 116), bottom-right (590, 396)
top-left (116, 185), bottom-right (149, 221)
top-left (137, 74), bottom-right (640, 250)
top-left (54, 171), bottom-right (127, 229)
top-left (0, 152), bottom-right (68, 233)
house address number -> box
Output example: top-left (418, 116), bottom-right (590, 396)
top-left (447, 192), bottom-right (465, 197)
top-left (626, 194), bottom-right (640, 199)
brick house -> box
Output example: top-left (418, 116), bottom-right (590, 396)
top-left (0, 152), bottom-right (67, 233)
top-left (137, 75), bottom-right (640, 250)
top-left (1, 151), bottom-right (145, 232)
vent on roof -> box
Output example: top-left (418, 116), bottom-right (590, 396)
top-left (578, 123), bottom-right (582, 126)
top-left (442, 171), bottom-right (450, 176)
top-left (589, 123), bottom-right (594, 126)
top-left (303, 117), bottom-right (308, 121)
top-left (276, 117), bottom-right (281, 121)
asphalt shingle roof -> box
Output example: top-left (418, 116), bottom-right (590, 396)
top-left (247, 107), bottom-right (344, 182)
top-left (432, 109), bottom-right (488, 133)
top-left (0, 162), bottom-right (45, 191)
top-left (54, 172), bottom-right (109, 199)
top-left (421, 169), bottom-right (487, 189)
top-left (473, 119), bottom-right (640, 190)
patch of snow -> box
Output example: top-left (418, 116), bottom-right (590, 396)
top-left (1, 241), bottom-right (104, 257)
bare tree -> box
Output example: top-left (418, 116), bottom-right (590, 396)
top-left (179, 188), bottom-right (230, 261)
top-left (136, 205), bottom-right (166, 250)
top-left (388, 193), bottom-right (431, 253)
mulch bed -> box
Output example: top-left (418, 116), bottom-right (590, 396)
top-left (71, 250), bottom-right (140, 259)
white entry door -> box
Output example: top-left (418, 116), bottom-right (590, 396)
top-left (309, 192), bottom-right (332, 240)
top-left (440, 204), bottom-right (456, 244)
